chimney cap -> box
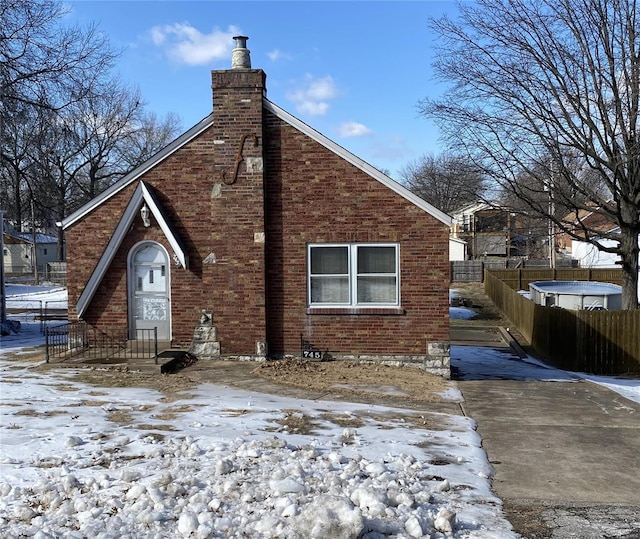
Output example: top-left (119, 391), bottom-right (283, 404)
top-left (233, 36), bottom-right (249, 49)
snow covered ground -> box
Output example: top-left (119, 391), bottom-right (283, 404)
top-left (1, 285), bottom-right (638, 538)
top-left (449, 290), bottom-right (478, 321)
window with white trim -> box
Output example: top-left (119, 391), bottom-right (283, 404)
top-left (308, 244), bottom-right (399, 307)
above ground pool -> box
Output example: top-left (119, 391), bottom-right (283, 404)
top-left (528, 280), bottom-right (622, 311)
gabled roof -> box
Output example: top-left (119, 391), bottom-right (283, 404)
top-left (60, 97), bottom-right (451, 229)
top-left (3, 231), bottom-right (57, 244)
top-left (262, 99), bottom-right (452, 226)
top-left (450, 202), bottom-right (491, 220)
top-left (75, 181), bottom-right (187, 319)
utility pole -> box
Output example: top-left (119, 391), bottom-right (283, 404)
top-left (548, 199), bottom-right (556, 269)
top-left (547, 160), bottom-right (557, 270)
top-left (31, 198), bottom-right (39, 285)
top-left (1, 210), bottom-right (7, 323)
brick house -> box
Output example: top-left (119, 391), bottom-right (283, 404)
top-left (60, 37), bottom-right (452, 376)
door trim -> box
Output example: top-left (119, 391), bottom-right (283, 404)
top-left (127, 241), bottom-right (172, 340)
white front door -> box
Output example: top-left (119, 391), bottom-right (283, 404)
top-left (129, 242), bottom-right (170, 340)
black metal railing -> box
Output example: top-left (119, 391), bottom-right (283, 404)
top-left (130, 328), bottom-right (159, 363)
top-left (45, 321), bottom-right (88, 363)
top-left (46, 323), bottom-right (158, 364)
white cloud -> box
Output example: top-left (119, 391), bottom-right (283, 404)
top-left (338, 121), bottom-right (373, 138)
top-left (267, 49), bottom-right (291, 62)
top-left (286, 74), bottom-right (338, 116)
top-left (149, 23), bottom-right (241, 66)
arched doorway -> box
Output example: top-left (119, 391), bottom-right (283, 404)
top-left (128, 241), bottom-right (171, 340)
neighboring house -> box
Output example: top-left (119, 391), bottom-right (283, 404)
top-left (451, 202), bottom-right (562, 261)
top-left (449, 237), bottom-right (467, 261)
top-left (571, 232), bottom-right (620, 268)
top-left (450, 202), bottom-right (488, 241)
top-left (450, 202), bottom-right (515, 258)
top-left (556, 208), bottom-right (616, 256)
top-left (60, 37), bottom-right (452, 376)
top-left (571, 227), bottom-right (640, 304)
top-left (2, 229), bottom-right (58, 276)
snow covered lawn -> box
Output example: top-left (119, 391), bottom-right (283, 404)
top-left (0, 358), bottom-right (513, 538)
top-left (0, 285), bottom-right (516, 538)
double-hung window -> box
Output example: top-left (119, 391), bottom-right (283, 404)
top-left (308, 243), bottom-right (399, 307)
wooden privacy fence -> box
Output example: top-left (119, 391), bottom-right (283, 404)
top-left (487, 268), bottom-right (623, 291)
top-left (451, 259), bottom-right (580, 282)
top-left (451, 261), bottom-right (506, 282)
top-left (484, 270), bottom-right (639, 375)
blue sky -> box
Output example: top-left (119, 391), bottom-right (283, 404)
top-left (66, 1), bottom-right (459, 179)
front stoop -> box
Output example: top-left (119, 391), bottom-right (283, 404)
top-left (127, 350), bottom-right (198, 374)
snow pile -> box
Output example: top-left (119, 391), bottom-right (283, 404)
top-left (449, 289), bottom-right (478, 320)
top-left (4, 435), bottom-right (482, 538)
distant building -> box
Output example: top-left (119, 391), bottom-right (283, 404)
top-left (450, 202), bottom-right (515, 259)
top-left (2, 228), bottom-right (58, 276)
top-left (449, 237), bottom-right (467, 261)
top-left (570, 226), bottom-right (639, 304)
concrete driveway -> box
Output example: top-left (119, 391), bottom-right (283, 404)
top-left (451, 338), bottom-right (640, 538)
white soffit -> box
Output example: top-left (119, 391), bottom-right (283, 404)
top-left (75, 181), bottom-right (188, 319)
top-left (263, 98), bottom-right (452, 227)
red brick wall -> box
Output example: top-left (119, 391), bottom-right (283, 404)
top-left (66, 67), bottom-right (449, 360)
top-left (66, 69), bottom-right (269, 354)
top-left (263, 110), bottom-right (450, 358)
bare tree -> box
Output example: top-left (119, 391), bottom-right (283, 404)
top-left (400, 152), bottom-right (486, 214)
top-left (1, 1), bottom-right (181, 254)
top-left (421, 0), bottom-right (640, 309)
top-left (0, 0), bottom-right (118, 232)
top-left (69, 79), bottom-right (179, 201)
top-left (0, 100), bottom-right (36, 230)
top-left (118, 111), bottom-right (182, 171)
top-left (0, 0), bottom-right (117, 112)
top-left (28, 108), bottom-right (89, 259)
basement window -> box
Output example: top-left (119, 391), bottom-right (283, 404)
top-left (308, 243), bottom-right (399, 309)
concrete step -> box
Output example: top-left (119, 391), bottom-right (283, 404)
top-left (127, 349), bottom-right (196, 374)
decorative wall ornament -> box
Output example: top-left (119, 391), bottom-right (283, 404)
top-left (222, 133), bottom-right (259, 185)
top-left (199, 310), bottom-right (213, 326)
top-left (244, 157), bottom-right (263, 173)
top-left (140, 203), bottom-right (151, 227)
top-left (256, 341), bottom-right (268, 356)
top-left (203, 253), bottom-right (217, 264)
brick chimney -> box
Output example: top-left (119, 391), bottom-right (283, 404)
top-left (208, 36), bottom-right (268, 357)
